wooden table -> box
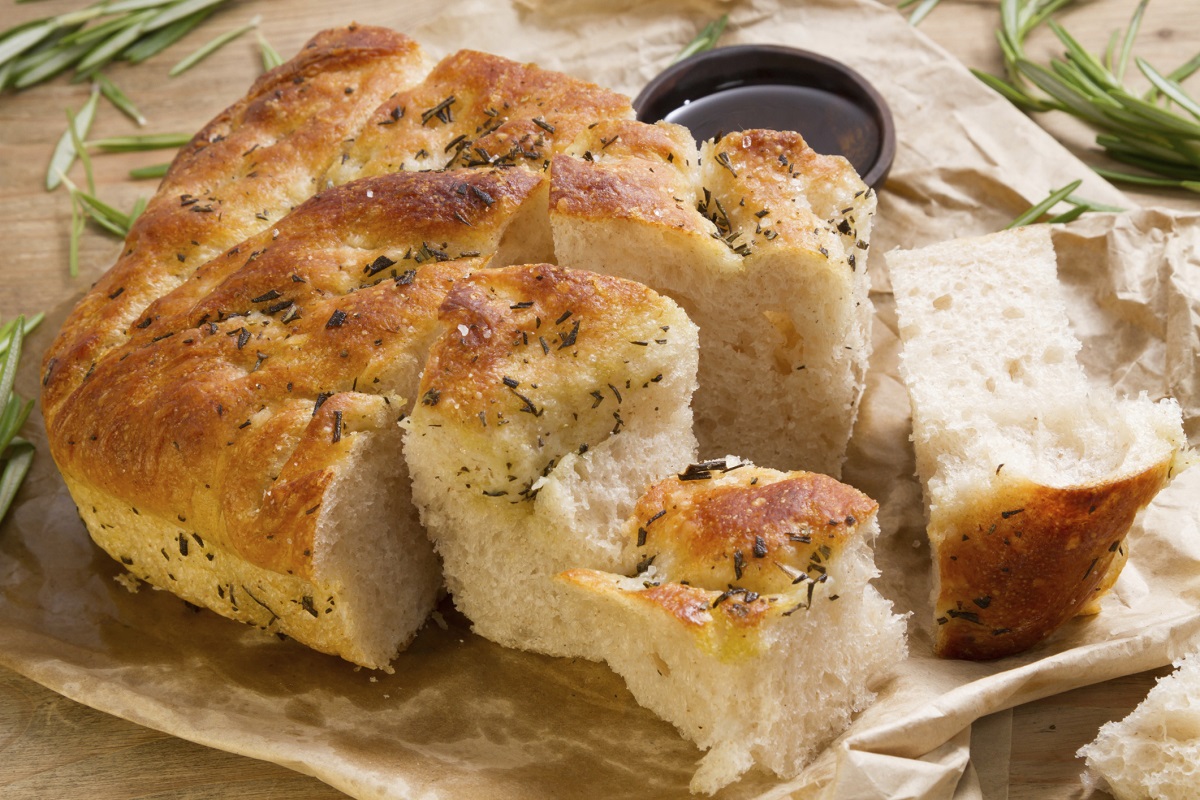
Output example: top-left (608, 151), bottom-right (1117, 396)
top-left (1, 1), bottom-right (1197, 798)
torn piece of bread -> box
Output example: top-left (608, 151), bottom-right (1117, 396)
top-left (888, 225), bottom-right (1190, 659)
top-left (559, 463), bottom-right (908, 794)
top-left (550, 122), bottom-right (875, 476)
top-left (403, 264), bottom-right (699, 658)
top-left (1079, 646), bottom-right (1200, 800)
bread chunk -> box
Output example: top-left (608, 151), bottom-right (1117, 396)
top-left (888, 226), bottom-right (1190, 659)
top-left (559, 464), bottom-right (907, 794)
top-left (1079, 647), bottom-right (1200, 800)
top-left (404, 264), bottom-right (700, 657)
top-left (550, 122), bottom-right (874, 476)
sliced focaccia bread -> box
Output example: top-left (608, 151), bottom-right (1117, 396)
top-left (888, 225), bottom-right (1190, 659)
top-left (404, 264), bottom-right (700, 658)
top-left (558, 463), bottom-right (907, 794)
top-left (550, 121), bottom-right (874, 476)
top-left (42, 26), bottom-right (648, 668)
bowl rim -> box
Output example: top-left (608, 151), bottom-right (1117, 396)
top-left (633, 43), bottom-right (896, 190)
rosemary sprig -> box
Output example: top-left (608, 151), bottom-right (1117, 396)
top-left (670, 14), bottom-right (728, 65)
top-left (1006, 179), bottom-right (1125, 228)
top-left (974, 0), bottom-right (1200, 190)
top-left (87, 132), bottom-right (192, 151)
top-left (46, 85), bottom-right (99, 190)
top-left (897, 0), bottom-right (945, 27)
top-left (96, 73), bottom-right (146, 126)
top-left (0, 0), bottom-right (235, 91)
top-left (0, 315), bottom-right (41, 526)
top-left (168, 14), bottom-right (257, 77)
top-left (129, 162), bottom-right (171, 179)
top-left (58, 172), bottom-right (146, 276)
top-left (257, 30), bottom-right (283, 72)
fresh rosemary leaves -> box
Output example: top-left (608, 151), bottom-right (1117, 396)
top-left (0, 0), bottom-right (236, 92)
top-left (670, 14), bottom-right (728, 65)
top-left (0, 315), bottom-right (42, 526)
top-left (1006, 179), bottom-right (1124, 228)
top-left (974, 0), bottom-right (1200, 189)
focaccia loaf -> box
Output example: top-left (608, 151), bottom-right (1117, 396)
top-left (888, 225), bottom-right (1190, 659)
top-left (42, 24), bottom-right (879, 670)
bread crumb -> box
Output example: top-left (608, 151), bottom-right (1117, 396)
top-left (113, 573), bottom-right (141, 593)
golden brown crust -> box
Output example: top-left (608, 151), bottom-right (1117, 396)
top-left (332, 49), bottom-right (632, 180)
top-left (549, 120), bottom-right (702, 233)
top-left (42, 25), bottom-right (433, 418)
top-left (421, 263), bottom-right (674, 425)
top-left (634, 466), bottom-right (878, 595)
top-left (559, 465), bottom-right (881, 658)
top-left (934, 461), bottom-right (1174, 659)
top-left (47, 167), bottom-right (544, 579)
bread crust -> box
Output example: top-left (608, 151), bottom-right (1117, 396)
top-left (934, 460), bottom-right (1173, 659)
top-left (634, 466), bottom-right (878, 596)
top-left (43, 25), bottom-right (433, 417)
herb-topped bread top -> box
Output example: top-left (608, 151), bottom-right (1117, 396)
top-left (631, 462), bottom-right (879, 597)
top-left (328, 48), bottom-right (632, 182)
top-left (560, 463), bottom-right (882, 652)
top-left (411, 263), bottom-right (697, 514)
top-left (48, 167), bottom-right (546, 579)
top-left (42, 25), bottom-right (435, 418)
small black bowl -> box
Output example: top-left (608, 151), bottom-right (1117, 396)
top-left (634, 44), bottom-right (895, 190)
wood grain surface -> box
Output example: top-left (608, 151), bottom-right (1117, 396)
top-left (1, 1), bottom-right (1197, 798)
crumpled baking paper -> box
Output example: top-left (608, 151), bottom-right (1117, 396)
top-left (3, 1), bottom-right (1199, 798)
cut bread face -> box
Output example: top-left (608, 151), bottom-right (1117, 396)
top-left (888, 225), bottom-right (1190, 659)
top-left (1079, 646), bottom-right (1200, 800)
top-left (558, 464), bottom-right (907, 794)
top-left (550, 121), bottom-right (874, 476)
top-left (403, 264), bottom-right (700, 657)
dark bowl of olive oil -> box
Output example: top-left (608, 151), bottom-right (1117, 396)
top-left (634, 44), bottom-right (895, 190)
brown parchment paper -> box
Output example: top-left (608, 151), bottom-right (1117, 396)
top-left (3, 1), bottom-right (1199, 799)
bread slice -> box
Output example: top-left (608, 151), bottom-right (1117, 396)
top-left (550, 121), bottom-right (874, 476)
top-left (1079, 647), bottom-right (1200, 800)
top-left (558, 463), bottom-right (907, 794)
top-left (888, 225), bottom-right (1190, 659)
top-left (403, 264), bottom-right (700, 658)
